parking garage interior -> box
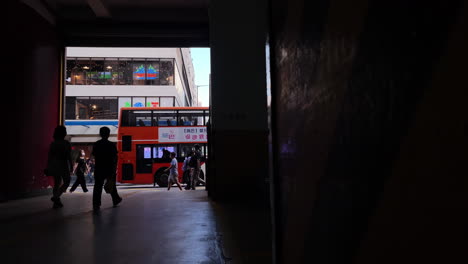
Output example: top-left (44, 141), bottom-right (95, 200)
top-left (4, 0), bottom-right (468, 263)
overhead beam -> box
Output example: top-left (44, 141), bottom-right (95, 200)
top-left (21, 0), bottom-right (56, 25)
top-left (87, 0), bottom-right (110, 18)
top-left (60, 22), bottom-right (210, 47)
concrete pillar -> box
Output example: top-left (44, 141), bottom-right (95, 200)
top-left (208, 0), bottom-right (269, 202)
top-left (269, 0), bottom-right (467, 263)
top-left (4, 2), bottom-right (62, 201)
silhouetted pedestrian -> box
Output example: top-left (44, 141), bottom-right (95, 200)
top-left (91, 127), bottom-right (122, 211)
top-left (165, 152), bottom-right (183, 191)
top-left (70, 149), bottom-right (89, 193)
top-left (162, 148), bottom-right (170, 159)
top-left (182, 151), bottom-right (193, 190)
top-left (189, 144), bottom-right (203, 190)
top-left (86, 158), bottom-right (95, 183)
top-left (45, 125), bottom-right (73, 208)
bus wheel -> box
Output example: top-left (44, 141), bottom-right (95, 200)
top-left (154, 168), bottom-right (169, 187)
top-left (197, 170), bottom-right (205, 186)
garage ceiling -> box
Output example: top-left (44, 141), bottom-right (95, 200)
top-left (24, 0), bottom-right (210, 46)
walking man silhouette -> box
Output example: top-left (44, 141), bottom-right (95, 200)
top-left (91, 126), bottom-right (122, 211)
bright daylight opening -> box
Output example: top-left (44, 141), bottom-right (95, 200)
top-left (64, 47), bottom-right (210, 189)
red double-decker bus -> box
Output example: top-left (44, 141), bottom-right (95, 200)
top-left (116, 107), bottom-right (209, 187)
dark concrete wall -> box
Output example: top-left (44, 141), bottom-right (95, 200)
top-left (3, 2), bottom-right (62, 201)
top-left (269, 0), bottom-right (467, 263)
top-left (209, 0), bottom-right (269, 202)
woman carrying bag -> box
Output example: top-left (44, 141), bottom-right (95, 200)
top-left (45, 125), bottom-right (73, 208)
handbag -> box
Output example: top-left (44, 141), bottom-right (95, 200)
top-left (104, 179), bottom-right (114, 193)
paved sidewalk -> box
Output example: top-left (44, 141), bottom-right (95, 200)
top-left (0, 186), bottom-right (223, 264)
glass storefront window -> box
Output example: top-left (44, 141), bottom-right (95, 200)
top-left (146, 61), bottom-right (160, 85)
top-left (118, 97), bottom-right (132, 112)
top-left (119, 59), bottom-right (133, 85)
top-left (160, 97), bottom-right (174, 107)
top-left (67, 96), bottom-right (175, 120)
top-left (88, 59), bottom-right (105, 85)
top-left (74, 97), bottom-right (118, 119)
top-left (66, 60), bottom-right (76, 84)
top-left (104, 58), bottom-right (119, 85)
top-left (132, 59), bottom-right (146, 85)
top-left (65, 97), bottom-right (76, 119)
top-left (72, 58), bottom-right (91, 85)
top-left (65, 57), bottom-right (175, 86)
top-left (160, 59), bottom-right (174, 85)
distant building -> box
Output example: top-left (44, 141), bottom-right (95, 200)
top-left (64, 47), bottom-right (198, 153)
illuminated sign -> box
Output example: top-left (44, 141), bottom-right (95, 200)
top-left (147, 65), bottom-right (159, 80)
top-left (133, 65), bottom-right (145, 80)
top-left (146, 102), bottom-right (159, 107)
top-left (122, 101), bottom-right (158, 108)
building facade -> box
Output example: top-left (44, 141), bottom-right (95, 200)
top-left (64, 47), bottom-right (198, 152)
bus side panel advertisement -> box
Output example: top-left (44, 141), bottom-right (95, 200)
top-left (158, 127), bottom-right (207, 143)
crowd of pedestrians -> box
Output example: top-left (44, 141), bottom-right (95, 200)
top-left (45, 125), bottom-right (122, 211)
top-left (181, 145), bottom-right (205, 191)
top-left (45, 125), bottom-right (205, 210)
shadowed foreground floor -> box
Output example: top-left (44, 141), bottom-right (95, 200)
top-left (1, 187), bottom-right (224, 264)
